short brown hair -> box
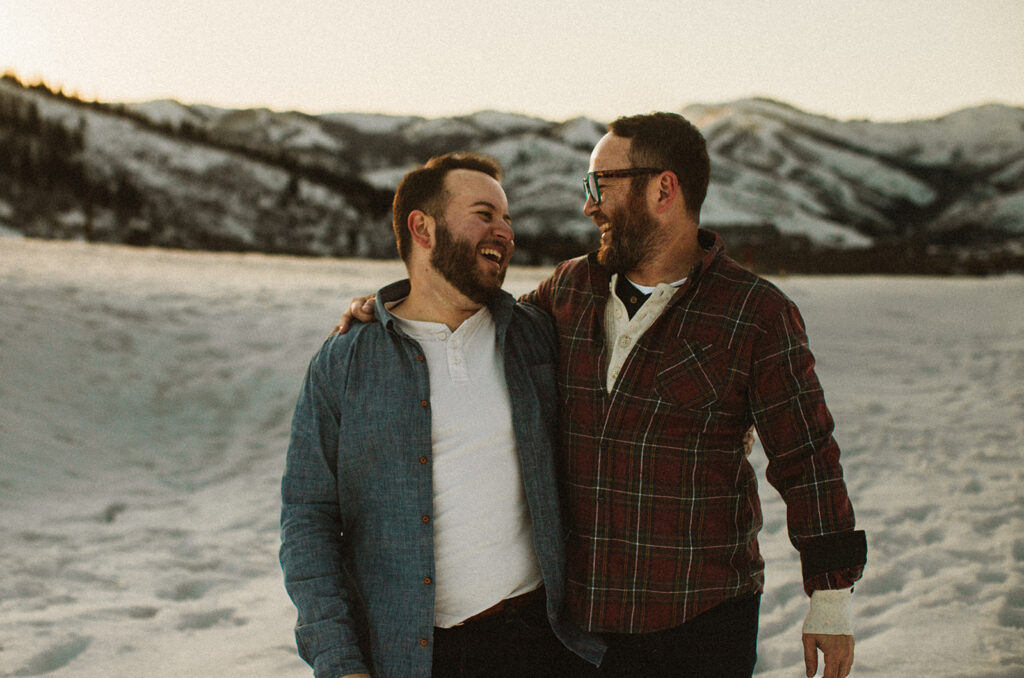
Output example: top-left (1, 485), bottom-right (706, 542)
top-left (392, 152), bottom-right (503, 262)
top-left (609, 112), bottom-right (709, 221)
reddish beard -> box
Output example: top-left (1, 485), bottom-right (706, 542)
top-left (596, 183), bottom-right (658, 274)
top-left (430, 217), bottom-right (507, 304)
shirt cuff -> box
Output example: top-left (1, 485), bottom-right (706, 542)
top-left (802, 588), bottom-right (853, 635)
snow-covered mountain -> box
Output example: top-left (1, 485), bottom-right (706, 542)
top-left (2, 75), bottom-right (1022, 269)
top-left (689, 99), bottom-right (1024, 248)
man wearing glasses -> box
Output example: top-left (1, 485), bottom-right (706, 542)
top-left (527, 112), bottom-right (865, 678)
top-left (336, 113), bottom-right (866, 678)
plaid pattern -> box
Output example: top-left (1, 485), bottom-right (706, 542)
top-left (523, 230), bottom-right (864, 634)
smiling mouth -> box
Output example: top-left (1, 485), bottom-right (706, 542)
top-left (480, 246), bottom-right (505, 265)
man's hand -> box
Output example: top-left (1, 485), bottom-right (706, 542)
top-left (331, 294), bottom-right (377, 336)
top-left (802, 633), bottom-right (854, 678)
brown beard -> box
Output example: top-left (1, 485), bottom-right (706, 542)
top-left (430, 216), bottom-right (506, 304)
top-left (596, 183), bottom-right (658, 274)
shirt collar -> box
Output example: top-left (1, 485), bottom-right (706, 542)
top-left (376, 278), bottom-right (516, 336)
top-left (587, 228), bottom-right (724, 300)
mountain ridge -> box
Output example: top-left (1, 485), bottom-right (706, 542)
top-left (1, 74), bottom-right (1021, 272)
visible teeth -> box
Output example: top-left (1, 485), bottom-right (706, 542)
top-left (480, 248), bottom-right (501, 262)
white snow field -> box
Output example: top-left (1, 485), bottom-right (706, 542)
top-left (1, 237), bottom-right (1022, 677)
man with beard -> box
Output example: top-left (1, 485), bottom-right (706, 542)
top-left (521, 113), bottom-right (866, 678)
top-left (334, 115), bottom-right (866, 678)
top-left (279, 153), bottom-right (603, 678)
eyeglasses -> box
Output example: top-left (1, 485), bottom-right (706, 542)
top-left (583, 168), bottom-right (664, 205)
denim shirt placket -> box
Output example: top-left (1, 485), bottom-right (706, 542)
top-left (382, 313), bottom-right (442, 664)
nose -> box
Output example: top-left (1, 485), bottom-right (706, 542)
top-left (493, 220), bottom-right (514, 243)
top-left (583, 194), bottom-right (598, 217)
top-left (492, 221), bottom-right (515, 256)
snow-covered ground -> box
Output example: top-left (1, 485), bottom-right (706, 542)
top-left (1, 237), bottom-right (1022, 677)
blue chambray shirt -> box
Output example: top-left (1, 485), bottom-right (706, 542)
top-left (280, 280), bottom-right (604, 678)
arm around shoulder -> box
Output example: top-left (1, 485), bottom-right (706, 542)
top-left (517, 255), bottom-right (587, 312)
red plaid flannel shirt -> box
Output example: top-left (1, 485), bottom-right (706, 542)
top-left (522, 230), bottom-right (865, 633)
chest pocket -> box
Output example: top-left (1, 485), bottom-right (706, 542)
top-left (654, 340), bottom-right (727, 410)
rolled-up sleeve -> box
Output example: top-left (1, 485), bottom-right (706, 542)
top-left (749, 302), bottom-right (866, 595)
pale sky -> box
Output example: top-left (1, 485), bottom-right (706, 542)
top-left (2, 0), bottom-right (1022, 122)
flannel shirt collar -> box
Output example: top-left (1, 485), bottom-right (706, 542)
top-left (584, 228), bottom-right (726, 303)
top-left (375, 278), bottom-right (516, 344)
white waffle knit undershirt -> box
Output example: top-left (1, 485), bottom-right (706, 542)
top-left (604, 274), bottom-right (686, 392)
top-left (391, 306), bottom-right (543, 628)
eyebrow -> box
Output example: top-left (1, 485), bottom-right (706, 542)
top-left (470, 200), bottom-right (512, 223)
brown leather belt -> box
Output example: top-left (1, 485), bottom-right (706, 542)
top-left (462, 586), bottom-right (545, 624)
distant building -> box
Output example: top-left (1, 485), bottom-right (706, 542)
top-left (707, 222), bottom-right (813, 272)
top-left (707, 222), bottom-right (781, 249)
top-left (707, 222), bottom-right (778, 271)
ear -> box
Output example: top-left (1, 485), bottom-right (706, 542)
top-left (653, 170), bottom-right (680, 213)
top-left (407, 210), bottom-right (434, 251)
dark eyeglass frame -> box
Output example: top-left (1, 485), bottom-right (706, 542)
top-left (583, 168), bottom-right (664, 205)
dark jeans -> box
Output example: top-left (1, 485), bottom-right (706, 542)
top-left (431, 590), bottom-right (584, 677)
top-left (577, 594), bottom-right (761, 678)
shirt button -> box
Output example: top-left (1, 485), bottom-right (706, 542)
top-left (416, 355), bottom-right (425, 362)
top-left (420, 639), bottom-right (429, 647)
top-left (420, 399), bottom-right (428, 407)
top-left (419, 456), bottom-right (428, 464)
top-left (421, 515), bottom-right (430, 523)
top-left (423, 577), bottom-right (432, 585)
